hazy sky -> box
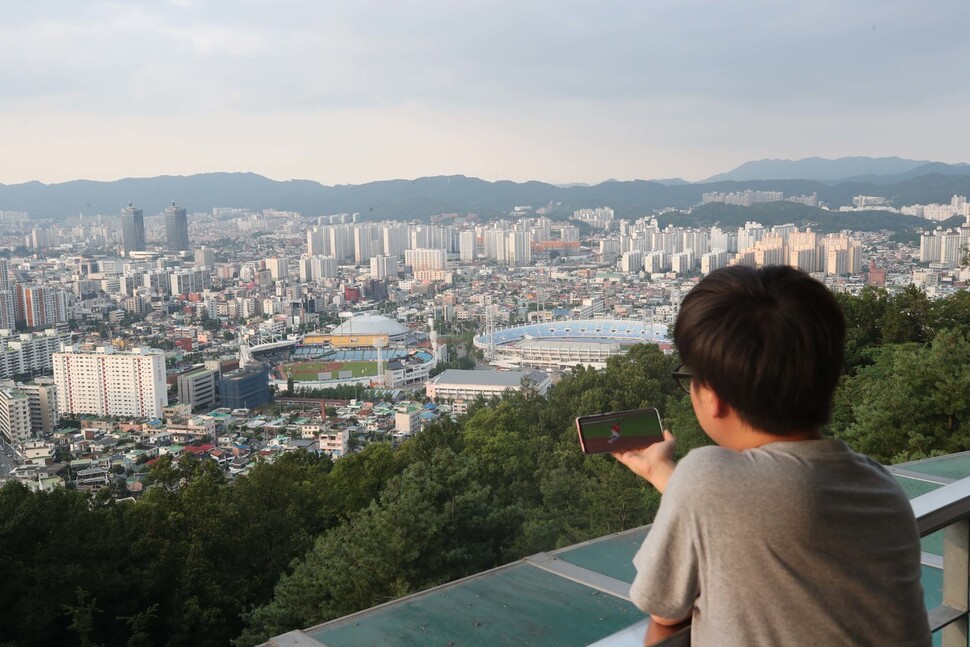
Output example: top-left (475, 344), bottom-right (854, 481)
top-left (1, 0), bottom-right (968, 185)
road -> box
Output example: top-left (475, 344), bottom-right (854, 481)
top-left (0, 437), bottom-right (18, 478)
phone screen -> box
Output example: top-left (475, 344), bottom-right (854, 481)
top-left (576, 408), bottom-right (664, 454)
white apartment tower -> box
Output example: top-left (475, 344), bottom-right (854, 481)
top-left (821, 234), bottom-right (862, 276)
top-left (19, 378), bottom-right (58, 435)
top-left (194, 247), bottom-right (215, 269)
top-left (354, 224), bottom-right (381, 264)
top-left (52, 346), bottom-right (167, 419)
top-left (700, 250), bottom-right (729, 275)
top-left (405, 248), bottom-right (447, 271)
top-left (382, 224), bottom-right (410, 258)
top-left (560, 225), bottom-right (580, 242)
top-left (328, 225), bottom-right (355, 263)
top-left (620, 250), bottom-right (643, 273)
top-left (787, 230), bottom-right (819, 272)
top-left (370, 255), bottom-right (398, 280)
top-left (265, 257), bottom-right (289, 281)
top-left (307, 227), bottom-right (325, 257)
top-left (0, 386), bottom-right (31, 445)
top-left (459, 231), bottom-right (477, 262)
top-left (507, 231), bottom-right (533, 267)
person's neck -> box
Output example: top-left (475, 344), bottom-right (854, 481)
top-left (725, 425), bottom-right (823, 452)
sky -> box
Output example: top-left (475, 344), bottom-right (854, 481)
top-left (1, 0), bottom-right (968, 186)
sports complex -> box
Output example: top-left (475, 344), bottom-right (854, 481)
top-left (473, 319), bottom-right (670, 370)
top-left (267, 313), bottom-right (436, 388)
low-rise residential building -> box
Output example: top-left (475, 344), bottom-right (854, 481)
top-left (318, 428), bottom-right (349, 458)
top-left (394, 402), bottom-right (422, 435)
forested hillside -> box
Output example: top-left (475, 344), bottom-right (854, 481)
top-left (3, 287), bottom-right (970, 645)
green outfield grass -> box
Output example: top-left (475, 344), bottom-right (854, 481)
top-left (282, 360), bottom-right (379, 381)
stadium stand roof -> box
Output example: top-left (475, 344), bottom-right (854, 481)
top-left (330, 313), bottom-right (409, 337)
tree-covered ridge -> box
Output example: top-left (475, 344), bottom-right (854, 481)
top-left (3, 169), bottom-right (970, 221)
top-left (3, 286), bottom-right (970, 645)
top-left (657, 201), bottom-right (934, 234)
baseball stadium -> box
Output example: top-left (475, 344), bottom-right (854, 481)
top-left (473, 319), bottom-right (670, 370)
top-left (272, 313), bottom-right (437, 388)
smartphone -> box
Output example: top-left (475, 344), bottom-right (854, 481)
top-left (576, 407), bottom-right (664, 454)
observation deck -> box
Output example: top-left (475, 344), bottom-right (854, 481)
top-left (263, 451), bottom-right (970, 647)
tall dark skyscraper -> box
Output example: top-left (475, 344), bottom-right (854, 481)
top-left (120, 202), bottom-right (145, 256)
top-left (164, 201), bottom-right (189, 251)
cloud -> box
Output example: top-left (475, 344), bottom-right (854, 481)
top-left (0, 0), bottom-right (968, 183)
top-left (3, 0), bottom-right (969, 113)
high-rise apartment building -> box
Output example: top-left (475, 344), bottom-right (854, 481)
top-left (737, 221), bottom-right (766, 252)
top-left (19, 377), bottom-right (58, 435)
top-left (507, 231), bottom-right (533, 267)
top-left (787, 230), bottom-right (819, 272)
top-left (405, 248), bottom-right (447, 271)
top-left (16, 285), bottom-right (68, 329)
top-left (52, 346), bottom-right (167, 418)
top-left (370, 255), bottom-right (398, 280)
top-left (382, 224), bottom-right (409, 258)
top-left (194, 246), bottom-right (215, 268)
top-left (644, 251), bottom-right (669, 273)
top-left (265, 257), bottom-right (289, 281)
top-left (307, 226), bottom-right (327, 257)
top-left (120, 202), bottom-right (146, 256)
top-left (0, 329), bottom-right (69, 379)
top-left (560, 225), bottom-right (580, 242)
top-left (0, 386), bottom-right (31, 445)
top-left (459, 231), bottom-right (476, 262)
top-left (177, 368), bottom-right (219, 410)
top-left (312, 256), bottom-right (338, 280)
top-left (483, 230), bottom-right (508, 262)
top-left (0, 290), bottom-right (15, 330)
top-left (329, 225), bottom-right (355, 263)
top-left (170, 268), bottom-right (210, 295)
top-left (751, 234), bottom-right (785, 267)
top-left (164, 202), bottom-right (189, 251)
top-left (670, 250), bottom-right (696, 274)
top-left (700, 250), bottom-right (729, 275)
top-left (822, 234), bottom-right (862, 276)
top-left (620, 250), bottom-right (643, 273)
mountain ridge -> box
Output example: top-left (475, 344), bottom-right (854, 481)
top-left (702, 156), bottom-right (970, 183)
top-left (3, 167), bottom-right (970, 221)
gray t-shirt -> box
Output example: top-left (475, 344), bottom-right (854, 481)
top-left (630, 439), bottom-right (931, 646)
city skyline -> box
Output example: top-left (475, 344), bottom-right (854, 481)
top-left (1, 1), bottom-right (968, 186)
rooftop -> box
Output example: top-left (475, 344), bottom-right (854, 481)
top-left (330, 313), bottom-right (409, 337)
top-left (430, 369), bottom-right (532, 387)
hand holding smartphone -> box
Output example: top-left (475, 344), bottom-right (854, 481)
top-left (576, 407), bottom-right (665, 454)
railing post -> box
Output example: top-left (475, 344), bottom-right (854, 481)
top-left (943, 518), bottom-right (970, 647)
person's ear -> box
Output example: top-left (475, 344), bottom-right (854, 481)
top-left (705, 386), bottom-right (732, 419)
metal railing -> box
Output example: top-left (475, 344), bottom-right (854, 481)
top-left (651, 476), bottom-right (970, 647)
top-left (912, 476), bottom-right (970, 646)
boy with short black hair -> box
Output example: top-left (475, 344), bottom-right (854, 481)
top-left (613, 265), bottom-right (930, 646)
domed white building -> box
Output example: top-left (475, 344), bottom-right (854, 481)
top-left (303, 312), bottom-right (416, 347)
top-left (330, 313), bottom-right (410, 341)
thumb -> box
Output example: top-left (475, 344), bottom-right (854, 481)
top-left (663, 428), bottom-right (676, 441)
